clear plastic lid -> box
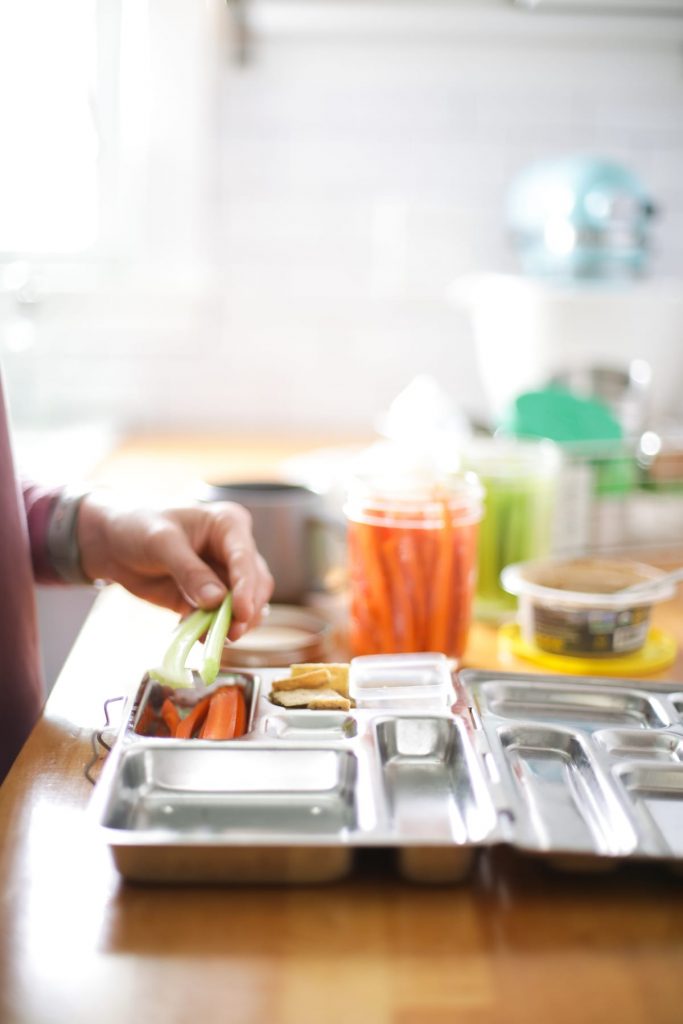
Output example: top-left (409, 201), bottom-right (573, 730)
top-left (349, 653), bottom-right (453, 707)
top-left (502, 558), bottom-right (676, 609)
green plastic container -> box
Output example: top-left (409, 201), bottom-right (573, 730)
top-left (500, 388), bottom-right (636, 497)
top-left (464, 439), bottom-right (561, 622)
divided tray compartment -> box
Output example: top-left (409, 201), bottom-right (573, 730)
top-left (122, 671), bottom-right (262, 742)
top-left (612, 763), bottom-right (683, 859)
top-left (374, 716), bottom-right (495, 843)
top-left (593, 729), bottom-right (683, 762)
top-left (470, 677), bottom-right (674, 730)
top-left (460, 668), bottom-right (683, 868)
top-left (488, 723), bottom-right (639, 857)
top-left (103, 746), bottom-right (359, 837)
top-left (260, 711), bottom-right (358, 741)
top-left (98, 745), bottom-right (359, 883)
top-left (373, 715), bottom-right (498, 883)
top-left (91, 663), bottom-right (683, 885)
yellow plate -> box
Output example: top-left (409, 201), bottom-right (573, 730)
top-left (497, 623), bottom-right (677, 676)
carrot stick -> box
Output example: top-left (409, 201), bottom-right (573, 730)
top-left (406, 530), bottom-right (427, 650)
top-left (429, 495), bottom-right (454, 652)
top-left (160, 698), bottom-right (181, 736)
top-left (357, 587), bottom-right (380, 652)
top-left (348, 615), bottom-right (368, 657)
top-left (199, 688), bottom-right (239, 740)
top-left (348, 529), bottom-right (381, 654)
top-left (234, 686), bottom-right (247, 738)
top-left (352, 522), bottom-right (395, 652)
top-left (417, 526), bottom-right (438, 648)
top-left (134, 703), bottom-right (156, 736)
top-left (176, 695), bottom-right (211, 739)
top-left (374, 527), bottom-right (399, 653)
top-left (384, 534), bottom-right (416, 652)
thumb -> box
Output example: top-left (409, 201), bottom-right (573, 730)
top-left (190, 574), bottom-right (228, 610)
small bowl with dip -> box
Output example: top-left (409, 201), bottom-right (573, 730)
top-left (501, 557), bottom-right (677, 658)
top-left (220, 605), bottom-right (331, 668)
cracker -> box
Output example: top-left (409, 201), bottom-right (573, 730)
top-left (269, 687), bottom-right (351, 711)
top-left (307, 695), bottom-right (351, 711)
top-left (271, 668), bottom-right (331, 692)
top-left (269, 688), bottom-right (321, 708)
top-left (290, 662), bottom-right (350, 698)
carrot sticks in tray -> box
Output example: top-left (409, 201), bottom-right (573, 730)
top-left (135, 683), bottom-right (250, 741)
top-left (198, 687), bottom-right (247, 741)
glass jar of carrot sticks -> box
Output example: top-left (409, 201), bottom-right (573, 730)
top-left (344, 472), bottom-right (483, 659)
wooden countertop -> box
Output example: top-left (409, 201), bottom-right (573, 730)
top-left (2, 435), bottom-right (683, 1024)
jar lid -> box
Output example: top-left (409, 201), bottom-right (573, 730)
top-left (344, 471), bottom-right (483, 528)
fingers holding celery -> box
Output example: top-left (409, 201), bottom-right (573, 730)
top-left (151, 593), bottom-right (233, 688)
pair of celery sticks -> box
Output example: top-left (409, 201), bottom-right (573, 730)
top-left (151, 594), bottom-right (233, 689)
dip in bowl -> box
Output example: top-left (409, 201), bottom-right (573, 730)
top-left (501, 557), bottom-right (676, 658)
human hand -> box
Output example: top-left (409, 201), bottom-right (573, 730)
top-left (76, 494), bottom-right (274, 640)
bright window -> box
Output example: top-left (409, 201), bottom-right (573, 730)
top-left (0, 0), bottom-right (100, 256)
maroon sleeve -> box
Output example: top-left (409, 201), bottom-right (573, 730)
top-left (20, 477), bottom-right (63, 583)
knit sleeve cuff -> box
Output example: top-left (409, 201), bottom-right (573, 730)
top-left (21, 478), bottom-right (63, 583)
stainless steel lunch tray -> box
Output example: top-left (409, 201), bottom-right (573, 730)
top-left (90, 665), bottom-right (683, 884)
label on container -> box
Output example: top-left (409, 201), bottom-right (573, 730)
top-left (530, 603), bottom-right (650, 656)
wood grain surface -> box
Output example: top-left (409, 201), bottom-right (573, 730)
top-left (2, 436), bottom-right (683, 1024)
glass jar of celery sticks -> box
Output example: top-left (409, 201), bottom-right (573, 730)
top-left (463, 438), bottom-right (561, 623)
top-left (344, 471), bottom-right (483, 659)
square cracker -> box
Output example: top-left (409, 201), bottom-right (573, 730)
top-left (271, 668), bottom-right (331, 692)
top-left (307, 694), bottom-right (351, 711)
top-left (290, 662), bottom-right (349, 698)
top-left (269, 687), bottom-right (350, 711)
top-left (269, 688), bottom-right (316, 708)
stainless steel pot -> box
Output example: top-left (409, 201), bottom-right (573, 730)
top-left (198, 481), bottom-right (345, 604)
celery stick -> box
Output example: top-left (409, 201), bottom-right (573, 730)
top-left (150, 607), bottom-right (215, 688)
top-left (200, 593), bottom-right (233, 686)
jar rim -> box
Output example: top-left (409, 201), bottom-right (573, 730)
top-left (463, 437), bottom-right (562, 478)
top-left (344, 470), bottom-right (483, 527)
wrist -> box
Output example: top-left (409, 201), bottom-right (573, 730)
top-left (46, 487), bottom-right (92, 585)
top-left (76, 490), bottom-right (113, 584)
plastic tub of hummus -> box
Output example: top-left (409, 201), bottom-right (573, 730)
top-left (501, 558), bottom-right (677, 658)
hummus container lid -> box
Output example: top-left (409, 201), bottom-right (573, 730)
top-left (501, 557), bottom-right (676, 609)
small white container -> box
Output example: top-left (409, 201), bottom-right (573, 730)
top-left (349, 652), bottom-right (453, 710)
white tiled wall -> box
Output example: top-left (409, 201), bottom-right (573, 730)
top-left (3, 0), bottom-right (683, 437)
